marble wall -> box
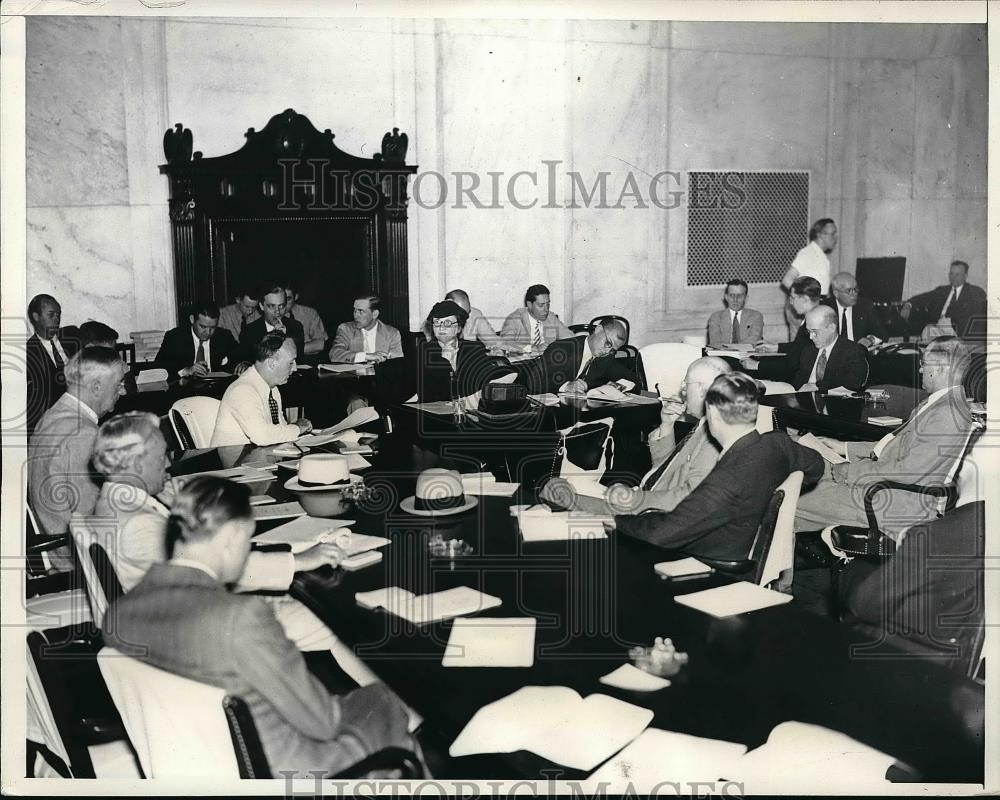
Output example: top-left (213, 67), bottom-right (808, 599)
top-left (23, 18), bottom-right (987, 347)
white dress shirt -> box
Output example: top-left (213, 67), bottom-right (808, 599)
top-left (42, 336), bottom-right (70, 366)
top-left (210, 365), bottom-right (299, 446)
top-left (354, 322), bottom-right (380, 363)
top-left (190, 329), bottom-right (212, 368)
top-left (939, 285), bottom-right (963, 320)
top-left (791, 240), bottom-right (831, 294)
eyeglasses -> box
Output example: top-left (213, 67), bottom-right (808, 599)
top-left (838, 287), bottom-right (859, 295)
top-left (433, 319), bottom-right (460, 329)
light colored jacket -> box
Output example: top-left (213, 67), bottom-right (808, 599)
top-left (327, 320), bottom-right (403, 363)
top-left (499, 307), bottom-right (573, 347)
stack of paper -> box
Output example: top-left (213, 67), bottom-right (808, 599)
top-left (796, 433), bottom-right (848, 465)
top-left (511, 505), bottom-right (609, 542)
top-left (297, 408), bottom-right (380, 445)
top-left (674, 582), bottom-right (792, 618)
top-left (355, 585), bottom-right (501, 624)
top-left (251, 501), bottom-right (306, 521)
top-left (868, 415), bottom-right (903, 427)
top-left (442, 617), bottom-right (536, 667)
top-left (582, 728), bottom-right (748, 793)
top-left (654, 557), bottom-right (714, 579)
top-left (729, 721), bottom-right (895, 792)
top-left (449, 686), bottom-right (653, 771)
top-left (460, 472), bottom-right (519, 497)
top-left (252, 516), bottom-right (355, 552)
top-left (231, 469), bottom-right (275, 484)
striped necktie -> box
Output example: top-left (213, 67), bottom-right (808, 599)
top-left (268, 390), bottom-right (280, 425)
top-left (532, 320), bottom-right (543, 348)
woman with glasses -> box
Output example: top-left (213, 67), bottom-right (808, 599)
top-left (414, 299), bottom-right (513, 401)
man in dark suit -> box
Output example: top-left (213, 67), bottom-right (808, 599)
top-left (612, 372), bottom-right (823, 561)
top-left (103, 477), bottom-right (420, 778)
top-left (837, 501), bottom-right (984, 663)
top-left (823, 271), bottom-right (887, 347)
top-left (26, 293), bottom-right (79, 435)
top-left (793, 305), bottom-right (869, 391)
top-left (900, 260), bottom-right (987, 340)
top-left (747, 276), bottom-right (823, 383)
top-left (560, 318), bottom-right (638, 393)
top-left (153, 300), bottom-right (239, 380)
top-left (239, 285), bottom-right (305, 367)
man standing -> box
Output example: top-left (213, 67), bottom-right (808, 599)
top-left (782, 218), bottom-right (838, 295)
top-left (706, 279), bottom-right (764, 346)
top-left (328, 295), bottom-right (403, 364)
top-left (211, 333), bottom-right (313, 447)
top-left (900, 260), bottom-right (987, 340)
top-left (28, 347), bottom-right (126, 543)
top-left (26, 294), bottom-right (77, 435)
top-left (284, 281), bottom-right (328, 356)
top-left (793, 305), bottom-right (869, 392)
top-left (240, 285), bottom-right (306, 365)
top-left (154, 300), bottom-right (239, 380)
top-left (794, 336), bottom-right (976, 539)
top-left (218, 288), bottom-right (261, 342)
top-left (445, 289), bottom-right (500, 348)
top-left (559, 319), bottom-right (637, 393)
top-left (611, 373), bottom-right (823, 561)
top-left (823, 272), bottom-right (886, 347)
top-left (499, 284), bottom-right (574, 350)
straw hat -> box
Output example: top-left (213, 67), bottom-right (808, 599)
top-left (400, 468), bottom-right (478, 516)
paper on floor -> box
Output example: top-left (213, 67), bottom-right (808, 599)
top-left (442, 617), bottom-right (536, 667)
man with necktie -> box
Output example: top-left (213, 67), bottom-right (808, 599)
top-left (218, 287), bottom-right (261, 342)
top-left (559, 319), bottom-right (638, 394)
top-left (900, 260), bottom-right (987, 340)
top-left (706, 279), bottom-right (764, 346)
top-left (153, 300), bottom-right (240, 380)
top-left (793, 305), bottom-right (869, 392)
top-left (542, 356), bottom-right (732, 515)
top-left (794, 336), bottom-right (977, 539)
top-left (283, 281), bottom-right (328, 357)
top-left (25, 293), bottom-right (78, 436)
top-left (211, 332), bottom-right (313, 446)
top-left (821, 272), bottom-right (887, 348)
top-left (238, 285), bottom-right (306, 370)
top-left (499, 284), bottom-right (574, 351)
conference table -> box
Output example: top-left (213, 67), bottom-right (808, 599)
top-left (170, 406), bottom-right (985, 785)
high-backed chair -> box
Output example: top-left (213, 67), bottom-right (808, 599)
top-left (614, 344), bottom-right (647, 390)
top-left (638, 343), bottom-right (702, 399)
top-left (68, 514), bottom-right (121, 629)
top-left (98, 648), bottom-right (423, 779)
top-left (169, 396), bottom-right (221, 449)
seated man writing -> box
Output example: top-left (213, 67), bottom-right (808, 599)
top-left (793, 305), bottom-right (869, 392)
top-left (559, 318), bottom-right (637, 394)
top-left (102, 476), bottom-right (420, 778)
top-left (610, 373), bottom-right (823, 561)
top-left (154, 299), bottom-right (239, 380)
top-left (541, 356), bottom-right (732, 516)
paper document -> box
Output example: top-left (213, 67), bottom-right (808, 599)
top-left (136, 368), bottom-right (168, 384)
top-left (252, 516), bottom-right (355, 552)
top-left (181, 466), bottom-right (248, 480)
top-left (583, 728), bottom-right (747, 793)
top-left (460, 474), bottom-right (519, 497)
top-left (449, 686), bottom-right (653, 771)
top-left (248, 495), bottom-right (275, 506)
top-left (337, 532), bottom-right (392, 557)
top-left (825, 386), bottom-right (859, 397)
top-left (513, 505), bottom-right (609, 541)
top-left (868, 415), bottom-right (903, 427)
top-left (674, 582), bottom-right (792, 618)
top-left (490, 371), bottom-right (519, 384)
top-left (528, 393), bottom-right (561, 406)
top-left (355, 585), bottom-right (501, 624)
top-left (442, 617), bottom-right (536, 667)
top-left (252, 502), bottom-right (307, 521)
top-left (654, 557), bottom-right (714, 579)
top-left (346, 453), bottom-right (372, 470)
top-left (405, 400), bottom-right (462, 416)
top-left (730, 721), bottom-right (894, 792)
top-left (598, 663), bottom-right (671, 692)
top-left (319, 363), bottom-right (368, 373)
top-left (231, 469), bottom-right (275, 484)
top-left (797, 433), bottom-right (848, 464)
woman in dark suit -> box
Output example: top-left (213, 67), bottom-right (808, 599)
top-left (415, 299), bottom-right (512, 401)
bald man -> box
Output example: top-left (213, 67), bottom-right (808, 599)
top-left (822, 272), bottom-right (886, 348)
top-left (794, 305), bottom-right (869, 392)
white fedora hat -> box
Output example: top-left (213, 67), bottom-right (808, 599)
top-left (284, 454), bottom-right (361, 493)
top-left (400, 468), bottom-right (478, 516)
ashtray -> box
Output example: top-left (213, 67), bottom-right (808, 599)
top-left (629, 637), bottom-right (689, 678)
top-left (426, 533), bottom-right (474, 558)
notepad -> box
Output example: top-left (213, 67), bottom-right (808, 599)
top-left (583, 728), bottom-right (748, 793)
top-left (868, 415), bottom-right (903, 427)
top-left (460, 474), bottom-right (519, 497)
top-left (251, 501), bottom-right (306, 521)
top-left (337, 532), bottom-right (392, 557)
top-left (729, 721), bottom-right (895, 792)
top-left (674, 582), bottom-right (792, 618)
top-left (654, 557), bottom-right (714, 579)
top-left (356, 585), bottom-right (501, 625)
top-left (252, 516), bottom-right (356, 552)
top-left (598, 663), bottom-right (672, 692)
top-left (514, 505), bottom-right (610, 542)
top-left (442, 617), bottom-right (536, 667)
top-left (448, 686), bottom-right (653, 771)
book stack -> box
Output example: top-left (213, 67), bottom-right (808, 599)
top-left (129, 330), bottom-right (166, 363)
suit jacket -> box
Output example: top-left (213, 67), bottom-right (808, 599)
top-left (706, 308), bottom-right (765, 346)
top-left (561, 335), bottom-right (639, 391)
top-left (153, 325), bottom-right (239, 379)
top-left (499, 307), bottom-right (573, 348)
top-left (240, 317), bottom-right (305, 363)
top-left (27, 392), bottom-right (102, 536)
top-left (837, 385), bottom-right (975, 536)
top-left (756, 322), bottom-right (809, 383)
top-left (616, 430), bottom-right (823, 561)
top-left (26, 333), bottom-right (70, 435)
top-left (821, 297), bottom-right (887, 342)
top-left (793, 335), bottom-right (870, 391)
top-left (328, 320), bottom-right (403, 363)
top-left (415, 338), bottom-right (512, 402)
top-left (102, 563), bottom-right (413, 778)
top-left (907, 282), bottom-right (987, 339)
top-left (838, 501), bottom-right (984, 658)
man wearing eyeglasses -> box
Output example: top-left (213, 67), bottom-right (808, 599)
top-left (794, 336), bottom-right (976, 539)
top-left (822, 272), bottom-right (887, 349)
top-left (559, 319), bottom-right (637, 394)
top-left (794, 305), bottom-right (869, 392)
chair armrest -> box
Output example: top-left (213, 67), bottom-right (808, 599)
top-left (27, 534), bottom-right (70, 555)
top-left (862, 481), bottom-right (953, 531)
top-left (696, 558), bottom-right (755, 576)
top-left (334, 747), bottom-right (423, 779)
top-left (26, 571), bottom-right (74, 598)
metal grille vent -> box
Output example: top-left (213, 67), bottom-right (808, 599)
top-left (686, 171), bottom-right (810, 286)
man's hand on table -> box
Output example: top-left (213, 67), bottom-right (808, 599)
top-left (181, 362), bottom-right (209, 379)
top-left (294, 541), bottom-right (346, 572)
top-left (294, 418), bottom-right (314, 434)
